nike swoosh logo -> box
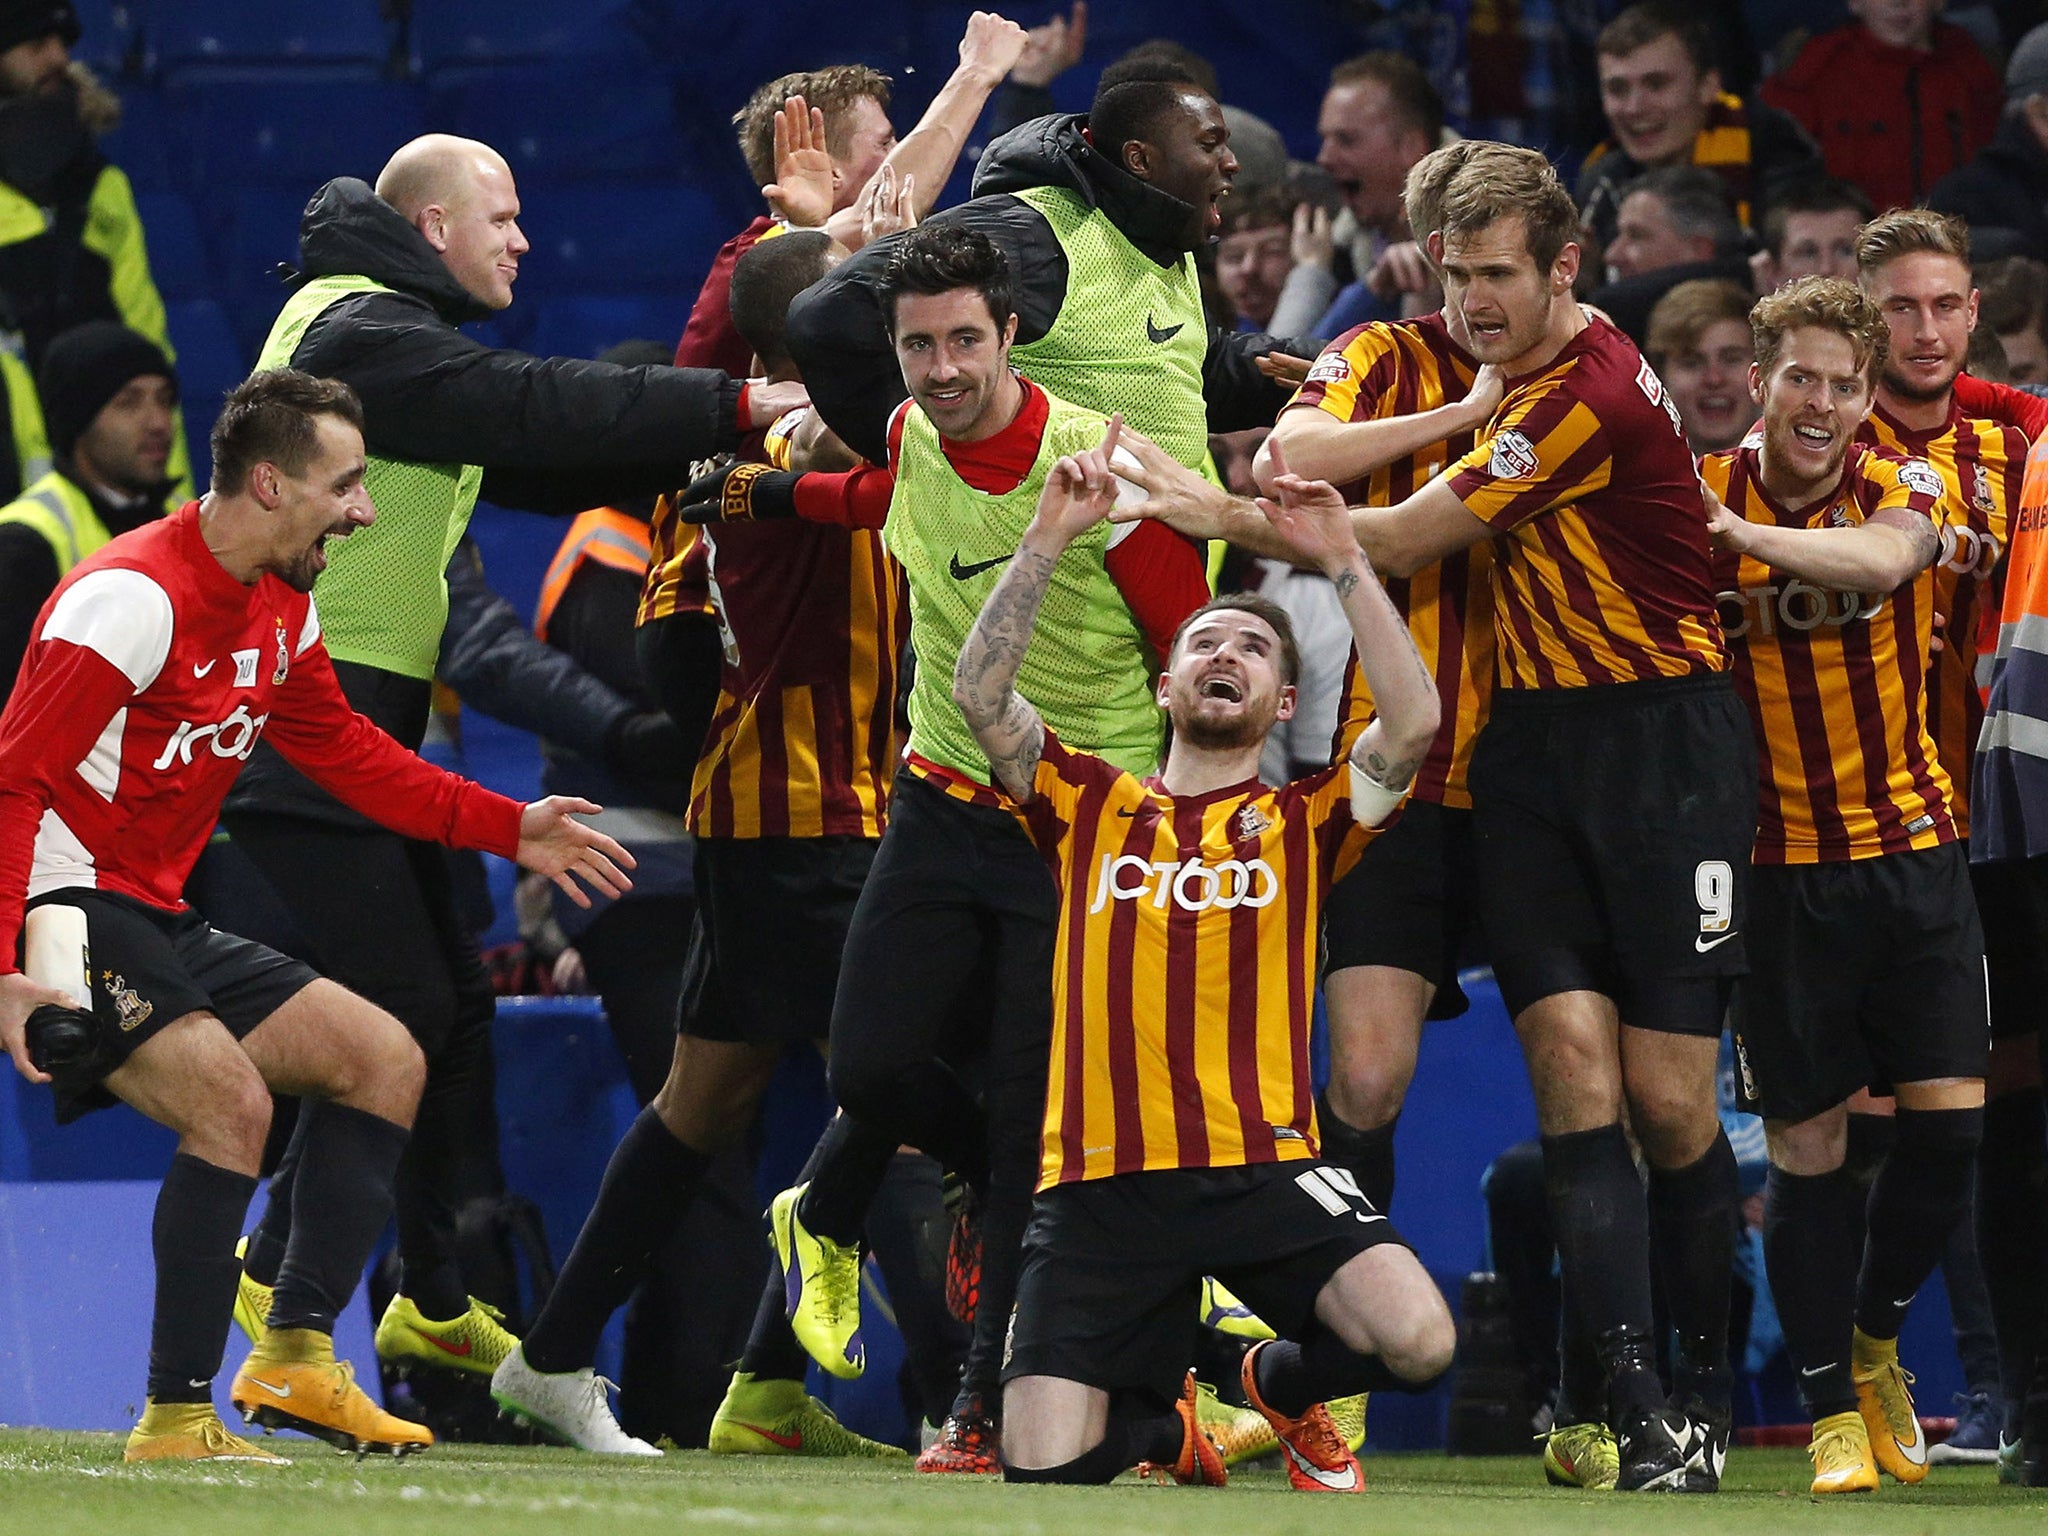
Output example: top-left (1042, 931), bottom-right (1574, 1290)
top-left (1146, 314), bottom-right (1184, 344)
top-left (1695, 931), bottom-right (1739, 953)
top-left (423, 1332), bottom-right (473, 1357)
top-left (733, 1420), bottom-right (802, 1450)
top-left (1801, 1363), bottom-right (1836, 1377)
top-left (1893, 1424), bottom-right (1928, 1465)
top-left (249, 1377), bottom-right (292, 1398)
top-left (1116, 807), bottom-right (1140, 817)
top-left (949, 551), bottom-right (1013, 580)
top-left (1282, 1443), bottom-right (1359, 1490)
top-left (193, 659), bottom-right (216, 677)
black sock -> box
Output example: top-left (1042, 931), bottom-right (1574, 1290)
top-left (1316, 1094), bottom-right (1397, 1213)
top-left (864, 1153), bottom-right (969, 1426)
top-left (1979, 1090), bottom-right (2048, 1408)
top-left (147, 1154), bottom-right (260, 1403)
top-left (1554, 1282), bottom-right (1605, 1426)
top-left (1856, 1105), bottom-right (1983, 1340)
top-left (1253, 1330), bottom-right (1416, 1418)
top-left (1649, 1130), bottom-right (1737, 1403)
top-left (1763, 1164), bottom-right (1861, 1419)
top-left (268, 1101), bottom-right (409, 1335)
top-left (1540, 1126), bottom-right (1657, 1415)
top-left (737, 1260), bottom-right (812, 1381)
top-left (243, 1114), bottom-right (306, 1287)
top-left (521, 1108), bottom-right (710, 1374)
top-left (1843, 1110), bottom-right (1896, 1249)
top-left (1001, 1417), bottom-right (1162, 1483)
top-left (794, 1113), bottom-right (899, 1248)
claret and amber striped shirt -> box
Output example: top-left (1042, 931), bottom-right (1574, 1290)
top-left (1704, 441), bottom-right (1951, 864)
top-left (1289, 313), bottom-right (1493, 808)
top-left (1445, 317), bottom-right (1726, 690)
top-left (637, 493), bottom-right (907, 841)
top-left (1019, 731), bottom-right (1382, 1190)
top-left (1860, 402), bottom-right (2026, 833)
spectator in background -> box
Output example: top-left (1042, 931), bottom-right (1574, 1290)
top-left (1313, 52), bottom-right (1447, 336)
top-left (1761, 0), bottom-right (2001, 215)
top-left (0, 344), bottom-right (46, 504)
top-left (674, 13), bottom-right (1029, 376)
top-left (1931, 24), bottom-right (2048, 260)
top-left (1590, 167), bottom-right (1753, 343)
top-left (0, 0), bottom-right (189, 497)
top-left (1644, 279), bottom-right (1761, 454)
top-left (1214, 187), bottom-right (1312, 333)
top-left (1577, 3), bottom-right (1821, 248)
top-left (0, 321), bottom-right (173, 701)
top-left (1978, 255), bottom-right (2048, 383)
top-left (1755, 178), bottom-right (1876, 291)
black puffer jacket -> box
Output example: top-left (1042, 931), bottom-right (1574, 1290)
top-left (1929, 112), bottom-right (2048, 261)
top-left (787, 114), bottom-right (1316, 465)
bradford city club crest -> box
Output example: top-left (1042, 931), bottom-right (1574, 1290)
top-left (102, 969), bottom-right (153, 1032)
top-left (273, 619), bottom-right (290, 685)
top-left (1235, 804), bottom-right (1274, 841)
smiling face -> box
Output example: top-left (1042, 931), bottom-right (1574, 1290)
top-left (264, 415), bottom-right (376, 592)
top-left (1865, 250), bottom-right (1976, 406)
top-left (1161, 607), bottom-right (1296, 750)
top-left (1598, 34), bottom-right (1718, 169)
top-left (1439, 214), bottom-right (1578, 369)
top-left (1753, 326), bottom-right (1876, 500)
top-left (429, 153), bottom-right (529, 311)
top-left (1663, 317), bottom-right (1759, 453)
top-left (891, 287), bottom-right (1019, 442)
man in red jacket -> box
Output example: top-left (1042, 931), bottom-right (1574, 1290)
top-left (1762, 1), bottom-right (2000, 214)
top-left (0, 370), bottom-right (631, 1466)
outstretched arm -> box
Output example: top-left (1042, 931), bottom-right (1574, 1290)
top-left (954, 417), bottom-right (1124, 800)
top-left (1705, 481), bottom-right (1938, 592)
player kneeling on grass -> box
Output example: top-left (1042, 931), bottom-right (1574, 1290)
top-left (0, 370), bottom-right (634, 1464)
top-left (1701, 277), bottom-right (1986, 1496)
top-left (953, 427), bottom-right (1455, 1490)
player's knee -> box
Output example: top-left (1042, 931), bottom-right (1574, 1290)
top-left (1380, 1294), bottom-right (1458, 1386)
top-left (1327, 1056), bottom-right (1409, 1128)
top-left (213, 1065), bottom-right (274, 1165)
top-left (341, 1011), bottom-right (426, 1116)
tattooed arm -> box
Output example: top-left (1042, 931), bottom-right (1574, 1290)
top-left (954, 417), bottom-right (1126, 803)
top-left (1254, 444), bottom-right (1441, 821)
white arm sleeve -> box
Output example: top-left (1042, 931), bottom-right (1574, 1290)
top-left (1348, 760), bottom-right (1410, 828)
top-left (39, 568), bottom-right (174, 690)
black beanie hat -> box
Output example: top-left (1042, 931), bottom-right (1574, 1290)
top-left (37, 320), bottom-right (176, 458)
top-left (0, 2), bottom-right (80, 57)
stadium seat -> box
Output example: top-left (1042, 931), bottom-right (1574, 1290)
top-left (516, 182), bottom-right (724, 298)
top-left (202, 186), bottom-right (312, 354)
top-left (97, 84), bottom-right (176, 195)
top-left (165, 74), bottom-right (428, 188)
top-left (133, 190), bottom-right (208, 303)
top-left (408, 0), bottom-right (643, 71)
top-left (153, 0), bottom-right (393, 71)
top-left (164, 298), bottom-right (248, 487)
top-left (427, 65), bottom-right (688, 184)
top-left (65, 0), bottom-right (142, 75)
top-left (522, 294), bottom-right (687, 362)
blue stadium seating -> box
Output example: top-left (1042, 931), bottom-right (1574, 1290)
top-left (153, 0), bottom-right (392, 71)
top-left (523, 293), bottom-right (688, 362)
top-left (95, 80), bottom-right (175, 194)
top-left (165, 74), bottom-right (428, 187)
top-left (427, 65), bottom-right (688, 184)
top-left (202, 185), bottom-right (314, 352)
top-left (408, 0), bottom-right (644, 71)
top-left (65, 0), bottom-right (142, 75)
top-left (164, 298), bottom-right (248, 485)
top-left (514, 182), bottom-right (725, 298)
top-left (132, 190), bottom-right (206, 302)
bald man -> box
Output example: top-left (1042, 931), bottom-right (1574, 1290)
top-left (205, 139), bottom-right (803, 1388)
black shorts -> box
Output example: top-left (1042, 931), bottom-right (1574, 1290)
top-left (24, 889), bottom-right (317, 1124)
top-left (1322, 799), bottom-right (1481, 1019)
top-left (1004, 1160), bottom-right (1410, 1409)
top-left (678, 835), bottom-right (877, 1045)
top-left (1731, 843), bottom-right (1987, 1122)
top-left (1970, 852), bottom-right (2048, 1043)
top-left (1469, 673), bottom-right (1757, 1031)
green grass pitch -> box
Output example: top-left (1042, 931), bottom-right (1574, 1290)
top-left (0, 1432), bottom-right (2041, 1536)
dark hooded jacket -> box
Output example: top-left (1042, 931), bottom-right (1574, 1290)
top-left (1929, 111), bottom-right (2048, 262)
top-left (786, 114), bottom-right (1315, 465)
top-left (222, 177), bottom-right (742, 825)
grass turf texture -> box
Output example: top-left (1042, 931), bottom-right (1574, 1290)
top-left (0, 1433), bottom-right (2038, 1535)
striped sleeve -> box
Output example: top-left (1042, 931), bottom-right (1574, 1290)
top-left (1447, 365), bottom-right (1613, 530)
top-left (1287, 324), bottom-right (1399, 421)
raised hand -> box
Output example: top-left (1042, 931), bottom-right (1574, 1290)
top-left (1291, 202), bottom-right (1334, 271)
top-left (1255, 439), bottom-right (1358, 570)
top-left (1013, 3), bottom-right (1087, 88)
top-left (763, 96), bottom-right (834, 229)
top-left (518, 796), bottom-right (637, 911)
top-left (959, 11), bottom-right (1030, 85)
top-left (1105, 423), bottom-right (1239, 537)
top-left (1032, 414), bottom-right (1124, 544)
top-left (861, 165), bottom-right (918, 245)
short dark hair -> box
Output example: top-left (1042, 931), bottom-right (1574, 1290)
top-left (878, 223), bottom-right (1014, 335)
top-left (1620, 165), bottom-right (1741, 257)
top-left (1089, 57), bottom-right (1209, 162)
top-left (1329, 52), bottom-right (1444, 146)
top-left (1597, 2), bottom-right (1715, 72)
top-left (732, 64), bottom-right (893, 189)
top-left (1115, 39), bottom-right (1218, 96)
top-left (1218, 185), bottom-right (1294, 239)
top-left (1759, 177), bottom-right (1875, 260)
top-left (1979, 255), bottom-right (2048, 355)
top-left (730, 230), bottom-right (837, 374)
top-left (210, 369), bottom-right (364, 496)
top-left (1169, 592), bottom-right (1301, 687)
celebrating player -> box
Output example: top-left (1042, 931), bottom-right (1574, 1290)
top-left (1115, 143), bottom-right (1755, 1492)
top-left (0, 370), bottom-right (632, 1463)
top-left (951, 428), bottom-right (1450, 1489)
top-left (1702, 277), bottom-right (1986, 1495)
